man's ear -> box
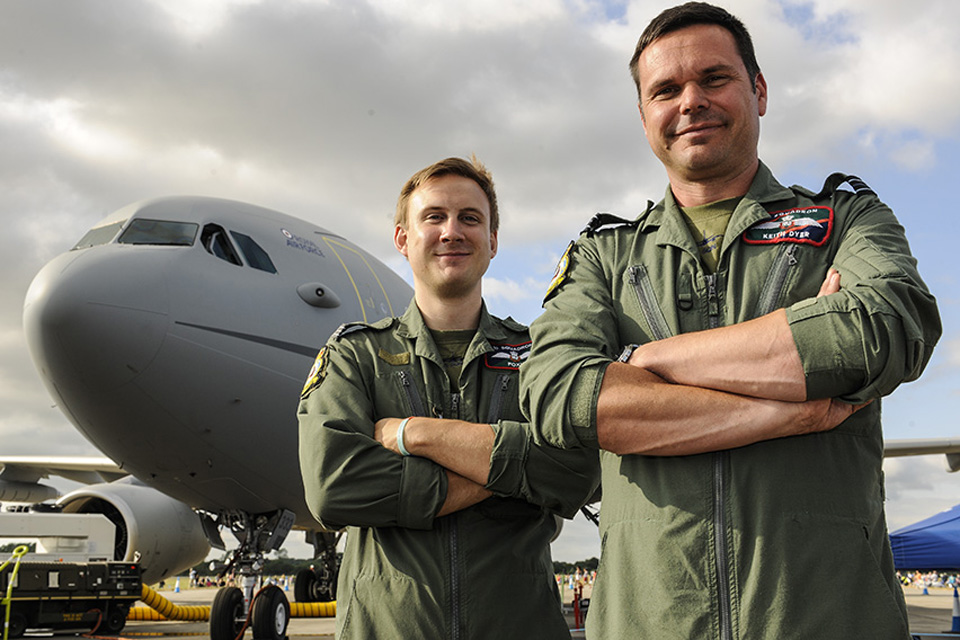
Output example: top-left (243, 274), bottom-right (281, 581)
top-left (394, 225), bottom-right (409, 258)
top-left (638, 102), bottom-right (647, 134)
top-left (490, 230), bottom-right (498, 259)
top-left (755, 71), bottom-right (768, 117)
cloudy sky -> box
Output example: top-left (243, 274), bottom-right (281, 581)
top-left (2, 0), bottom-right (959, 563)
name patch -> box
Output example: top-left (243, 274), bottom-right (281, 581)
top-left (743, 206), bottom-right (833, 246)
top-left (485, 342), bottom-right (532, 370)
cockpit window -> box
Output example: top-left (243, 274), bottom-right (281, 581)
top-left (118, 219), bottom-right (199, 246)
top-left (72, 220), bottom-right (127, 250)
top-left (230, 231), bottom-right (277, 274)
top-left (201, 224), bottom-right (242, 266)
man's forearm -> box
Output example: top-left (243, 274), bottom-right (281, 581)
top-left (627, 269), bottom-right (841, 402)
top-left (597, 362), bottom-right (860, 456)
top-left (376, 417), bottom-right (495, 485)
top-left (436, 470), bottom-right (491, 517)
top-left (630, 309), bottom-right (807, 401)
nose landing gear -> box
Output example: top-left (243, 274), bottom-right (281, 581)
top-left (203, 509), bottom-right (295, 640)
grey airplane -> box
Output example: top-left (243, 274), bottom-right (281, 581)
top-left (13, 196), bottom-right (412, 640)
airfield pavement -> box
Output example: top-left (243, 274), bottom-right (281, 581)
top-left (85, 583), bottom-right (957, 640)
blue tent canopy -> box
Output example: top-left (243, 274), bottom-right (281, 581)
top-left (890, 503), bottom-right (960, 570)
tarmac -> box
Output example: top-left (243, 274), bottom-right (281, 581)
top-left (21, 583), bottom-right (960, 639)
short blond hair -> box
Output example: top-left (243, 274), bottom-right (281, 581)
top-left (395, 156), bottom-right (498, 232)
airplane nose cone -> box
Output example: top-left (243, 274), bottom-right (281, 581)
top-left (24, 248), bottom-right (170, 392)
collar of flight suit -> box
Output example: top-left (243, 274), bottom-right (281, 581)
top-left (639, 161), bottom-right (799, 260)
top-left (394, 298), bottom-right (514, 367)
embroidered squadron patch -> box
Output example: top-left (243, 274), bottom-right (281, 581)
top-left (545, 241), bottom-right (575, 302)
top-left (485, 341), bottom-right (532, 370)
top-left (743, 206), bottom-right (834, 246)
top-left (300, 347), bottom-right (329, 399)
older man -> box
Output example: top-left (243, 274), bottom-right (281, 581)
top-left (521, 3), bottom-right (941, 639)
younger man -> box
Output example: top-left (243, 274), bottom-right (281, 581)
top-left (299, 157), bottom-right (598, 639)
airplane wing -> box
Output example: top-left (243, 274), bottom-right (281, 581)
top-left (0, 455), bottom-right (128, 485)
top-left (884, 438), bottom-right (960, 473)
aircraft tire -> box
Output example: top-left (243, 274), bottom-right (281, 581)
top-left (294, 568), bottom-right (315, 603)
top-left (6, 608), bottom-right (27, 639)
top-left (295, 566), bottom-right (337, 603)
top-left (316, 562), bottom-right (338, 602)
top-left (210, 586), bottom-right (246, 640)
top-left (251, 585), bottom-right (289, 640)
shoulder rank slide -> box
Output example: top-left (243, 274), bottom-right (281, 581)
top-left (814, 173), bottom-right (877, 200)
top-left (331, 321), bottom-right (370, 341)
top-left (581, 212), bottom-right (638, 238)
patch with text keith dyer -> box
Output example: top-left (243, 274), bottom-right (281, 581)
top-left (743, 206), bottom-right (834, 246)
top-left (485, 342), bottom-right (532, 370)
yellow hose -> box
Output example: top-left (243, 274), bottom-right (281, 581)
top-left (289, 601), bottom-right (337, 618)
top-left (130, 584), bottom-right (336, 620)
top-left (135, 584), bottom-right (210, 621)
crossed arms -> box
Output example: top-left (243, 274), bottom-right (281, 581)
top-left (597, 270), bottom-right (866, 455)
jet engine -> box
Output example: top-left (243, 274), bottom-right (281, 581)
top-left (947, 453), bottom-right (960, 473)
top-left (57, 477), bottom-right (210, 585)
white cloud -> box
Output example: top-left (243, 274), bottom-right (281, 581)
top-left (369, 0), bottom-right (567, 31)
top-left (483, 276), bottom-right (543, 303)
top-left (884, 456), bottom-right (960, 531)
top-left (946, 338), bottom-right (960, 368)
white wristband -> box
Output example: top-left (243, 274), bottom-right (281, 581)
top-left (397, 417), bottom-right (412, 457)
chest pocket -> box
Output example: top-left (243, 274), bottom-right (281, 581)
top-left (486, 372), bottom-right (514, 423)
top-left (393, 368), bottom-right (428, 418)
top-left (753, 243), bottom-right (802, 317)
top-left (627, 265), bottom-right (673, 341)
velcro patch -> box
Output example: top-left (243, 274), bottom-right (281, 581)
top-left (743, 206), bottom-right (833, 246)
top-left (377, 349), bottom-right (410, 366)
top-left (301, 347), bottom-right (329, 399)
top-left (485, 341), bottom-right (532, 370)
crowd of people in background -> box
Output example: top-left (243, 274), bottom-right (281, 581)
top-left (899, 571), bottom-right (960, 589)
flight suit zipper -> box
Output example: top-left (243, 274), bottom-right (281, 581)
top-left (450, 392), bottom-right (461, 419)
top-left (714, 450), bottom-right (733, 640)
top-left (448, 381), bottom-right (462, 639)
top-left (754, 243), bottom-right (800, 317)
top-left (628, 265), bottom-right (672, 341)
top-left (705, 273), bottom-right (720, 329)
top-left (706, 271), bottom-right (732, 639)
top-left (486, 374), bottom-right (511, 423)
top-left (397, 370), bottom-right (426, 417)
top-left (450, 516), bottom-right (461, 640)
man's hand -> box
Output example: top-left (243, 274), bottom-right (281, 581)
top-left (817, 267), bottom-right (841, 298)
top-left (794, 396), bottom-right (871, 435)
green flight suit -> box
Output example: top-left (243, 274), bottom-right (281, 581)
top-left (520, 163), bottom-right (941, 640)
top-left (299, 300), bottom-right (600, 640)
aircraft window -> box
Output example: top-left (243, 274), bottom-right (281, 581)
top-left (230, 231), bottom-right (278, 274)
top-left (72, 221), bottom-right (127, 250)
top-left (200, 224), bottom-right (242, 266)
top-left (117, 219), bottom-right (199, 246)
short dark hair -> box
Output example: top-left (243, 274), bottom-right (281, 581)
top-left (395, 155), bottom-right (499, 232)
top-left (629, 2), bottom-right (761, 99)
